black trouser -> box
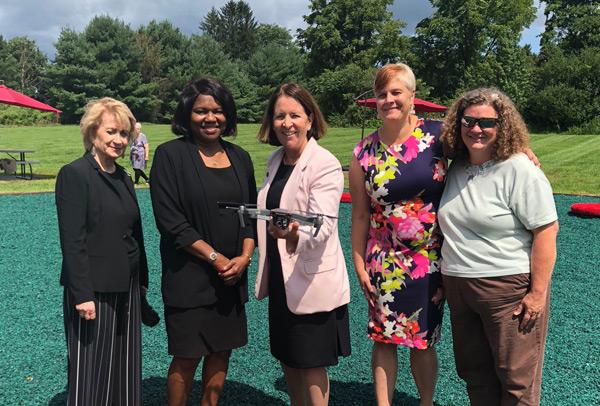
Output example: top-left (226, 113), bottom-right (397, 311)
top-left (133, 168), bottom-right (148, 184)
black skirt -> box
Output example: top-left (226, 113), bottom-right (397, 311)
top-left (165, 298), bottom-right (247, 358)
top-left (267, 252), bottom-right (351, 369)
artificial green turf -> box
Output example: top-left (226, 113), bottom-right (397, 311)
top-left (0, 193), bottom-right (599, 405)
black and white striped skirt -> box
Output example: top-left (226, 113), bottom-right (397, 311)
top-left (63, 274), bottom-right (141, 406)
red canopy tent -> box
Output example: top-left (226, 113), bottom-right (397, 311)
top-left (356, 97), bottom-right (447, 112)
top-left (0, 84), bottom-right (61, 120)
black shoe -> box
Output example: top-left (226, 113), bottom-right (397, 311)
top-left (140, 290), bottom-right (160, 327)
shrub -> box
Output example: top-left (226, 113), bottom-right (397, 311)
top-left (567, 117), bottom-right (600, 135)
top-left (0, 105), bottom-right (57, 126)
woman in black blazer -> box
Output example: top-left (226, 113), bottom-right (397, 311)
top-left (150, 78), bottom-right (256, 406)
top-left (55, 97), bottom-right (149, 405)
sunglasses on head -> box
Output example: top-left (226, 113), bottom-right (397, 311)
top-left (461, 116), bottom-right (499, 129)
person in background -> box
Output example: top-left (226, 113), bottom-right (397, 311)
top-left (130, 122), bottom-right (149, 184)
top-left (349, 63), bottom-right (445, 406)
top-left (56, 97), bottom-right (149, 405)
top-left (150, 78), bottom-right (256, 406)
top-left (255, 83), bottom-right (351, 406)
top-left (438, 88), bottom-right (558, 406)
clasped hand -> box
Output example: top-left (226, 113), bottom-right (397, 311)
top-left (213, 254), bottom-right (250, 286)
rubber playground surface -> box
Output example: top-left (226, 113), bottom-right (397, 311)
top-left (0, 191), bottom-right (598, 405)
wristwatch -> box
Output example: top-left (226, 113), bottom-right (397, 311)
top-left (208, 251), bottom-right (218, 262)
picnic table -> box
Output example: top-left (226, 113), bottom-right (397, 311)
top-left (0, 148), bottom-right (37, 179)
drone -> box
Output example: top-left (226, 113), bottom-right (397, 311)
top-left (218, 202), bottom-right (337, 237)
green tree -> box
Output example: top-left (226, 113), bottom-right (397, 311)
top-left (413, 0), bottom-right (536, 102)
top-left (0, 36), bottom-right (18, 87)
top-left (308, 63), bottom-right (376, 125)
top-left (256, 24), bottom-right (295, 48)
top-left (6, 36), bottom-right (48, 98)
top-left (246, 24), bottom-right (306, 104)
top-left (48, 17), bottom-right (160, 123)
top-left (540, 0), bottom-right (600, 52)
top-left (297, 0), bottom-right (409, 76)
top-left (526, 1), bottom-right (600, 131)
top-left (200, 0), bottom-right (258, 60)
top-left (135, 20), bottom-right (192, 122)
top-left (47, 28), bottom-right (102, 123)
top-left (83, 16), bottom-right (160, 121)
top-left (187, 35), bottom-right (261, 122)
top-left (246, 44), bottom-right (306, 103)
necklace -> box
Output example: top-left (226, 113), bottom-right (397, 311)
top-left (198, 146), bottom-right (229, 168)
top-left (465, 160), bottom-right (496, 178)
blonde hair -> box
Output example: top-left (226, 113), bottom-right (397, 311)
top-left (80, 97), bottom-right (136, 152)
top-left (440, 88), bottom-right (530, 161)
top-left (374, 63), bottom-right (416, 94)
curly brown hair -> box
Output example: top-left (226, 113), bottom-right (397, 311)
top-left (440, 88), bottom-right (529, 161)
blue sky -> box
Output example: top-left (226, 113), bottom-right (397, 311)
top-left (0, 0), bottom-right (545, 59)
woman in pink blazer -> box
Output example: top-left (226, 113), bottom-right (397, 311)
top-left (255, 83), bottom-right (351, 405)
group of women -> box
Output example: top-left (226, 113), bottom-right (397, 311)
top-left (56, 63), bottom-right (558, 406)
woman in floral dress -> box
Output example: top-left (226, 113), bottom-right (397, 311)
top-left (349, 63), bottom-right (445, 406)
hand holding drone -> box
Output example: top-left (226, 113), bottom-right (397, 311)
top-left (218, 202), bottom-right (337, 237)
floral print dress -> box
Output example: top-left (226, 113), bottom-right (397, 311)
top-left (353, 118), bottom-right (446, 349)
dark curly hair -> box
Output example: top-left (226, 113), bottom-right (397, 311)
top-left (171, 77), bottom-right (237, 138)
top-left (440, 88), bottom-right (529, 161)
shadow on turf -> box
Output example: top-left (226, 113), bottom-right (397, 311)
top-left (0, 173), bottom-right (55, 181)
top-left (48, 377), bottom-right (425, 405)
top-left (47, 377), bottom-right (288, 405)
top-left (274, 376), bottom-right (423, 405)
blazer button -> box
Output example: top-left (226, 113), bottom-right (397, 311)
top-left (122, 234), bottom-right (127, 239)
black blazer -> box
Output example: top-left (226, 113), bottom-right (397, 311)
top-left (150, 137), bottom-right (256, 308)
top-left (56, 153), bottom-right (149, 305)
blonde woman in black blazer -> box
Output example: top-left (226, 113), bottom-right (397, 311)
top-left (150, 78), bottom-right (256, 406)
top-left (56, 98), bottom-right (149, 405)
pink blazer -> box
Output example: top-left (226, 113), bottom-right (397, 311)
top-left (255, 138), bottom-right (350, 315)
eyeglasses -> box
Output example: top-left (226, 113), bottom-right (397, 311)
top-left (461, 116), bottom-right (499, 129)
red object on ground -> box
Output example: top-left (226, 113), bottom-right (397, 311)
top-left (341, 192), bottom-right (352, 203)
top-left (0, 84), bottom-right (61, 115)
top-left (356, 97), bottom-right (447, 113)
top-left (570, 203), bottom-right (600, 217)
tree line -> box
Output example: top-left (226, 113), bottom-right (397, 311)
top-left (0, 0), bottom-right (598, 132)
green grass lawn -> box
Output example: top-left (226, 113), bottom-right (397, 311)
top-left (0, 124), bottom-right (598, 195)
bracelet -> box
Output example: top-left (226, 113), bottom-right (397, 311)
top-left (243, 254), bottom-right (252, 263)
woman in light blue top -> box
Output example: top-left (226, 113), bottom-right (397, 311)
top-left (438, 88), bottom-right (559, 406)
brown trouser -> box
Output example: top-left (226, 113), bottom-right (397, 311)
top-left (443, 274), bottom-right (550, 406)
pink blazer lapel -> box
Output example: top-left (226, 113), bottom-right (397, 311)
top-left (278, 138), bottom-right (318, 210)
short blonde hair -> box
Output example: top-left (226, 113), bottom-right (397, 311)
top-left (374, 63), bottom-right (416, 95)
top-left (440, 88), bottom-right (530, 161)
top-left (80, 97), bottom-right (136, 152)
